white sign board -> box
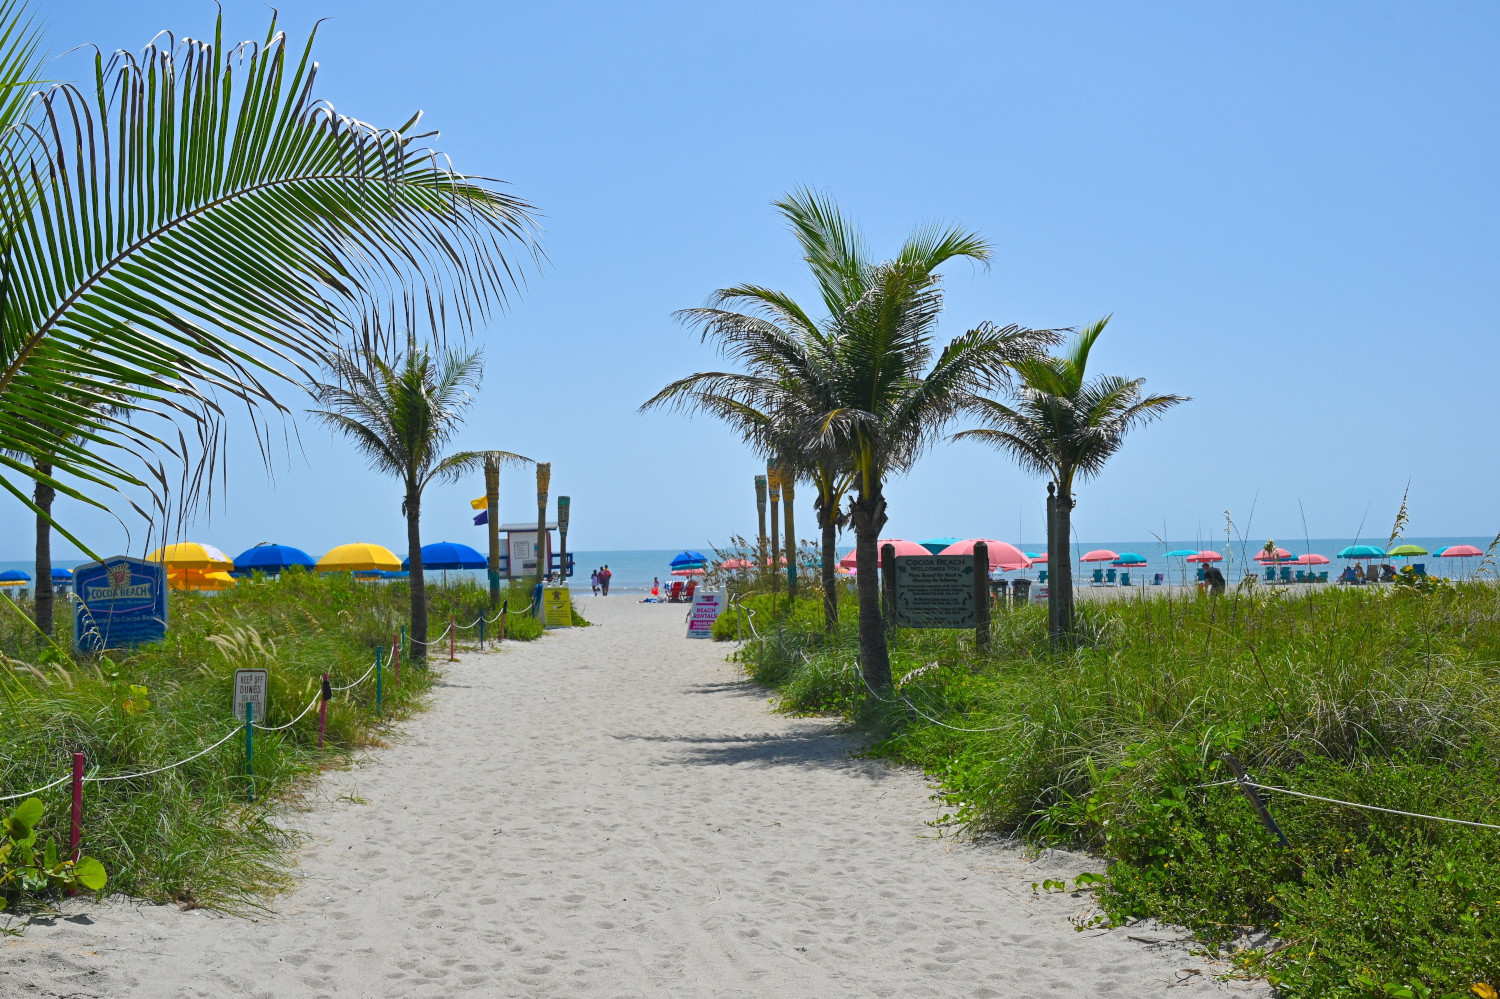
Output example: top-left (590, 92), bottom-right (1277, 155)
top-left (232, 668), bottom-right (269, 722)
top-left (686, 590), bottom-right (724, 639)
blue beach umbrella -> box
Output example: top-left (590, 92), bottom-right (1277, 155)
top-left (1112, 552), bottom-right (1148, 565)
top-left (233, 543), bottom-right (315, 575)
top-left (1337, 544), bottom-right (1386, 559)
top-left (1164, 549), bottom-right (1197, 558)
top-left (919, 537), bottom-right (961, 555)
top-left (670, 550), bottom-right (708, 568)
top-left (51, 567), bottom-right (74, 581)
top-left (404, 541), bottom-right (488, 571)
top-left (0, 569), bottom-right (31, 582)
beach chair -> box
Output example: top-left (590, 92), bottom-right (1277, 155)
top-left (1091, 568), bottom-right (1104, 585)
top-left (1038, 570), bottom-right (1048, 584)
top-left (1153, 573), bottom-right (1164, 585)
top-left (667, 581), bottom-right (684, 602)
top-left (1295, 570), bottom-right (1306, 583)
top-left (1318, 571), bottom-right (1329, 583)
top-left (685, 581), bottom-right (698, 601)
top-left (1414, 562), bottom-right (1427, 577)
top-left (1105, 568), bottom-right (1116, 584)
top-left (1120, 572), bottom-right (1131, 586)
top-left (1280, 566), bottom-right (1292, 583)
top-left (1264, 566), bottom-right (1275, 583)
top-left (1196, 567), bottom-right (1205, 582)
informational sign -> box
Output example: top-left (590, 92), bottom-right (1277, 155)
top-left (542, 586), bottom-right (573, 628)
top-left (73, 556), bottom-right (168, 651)
top-left (509, 532), bottom-right (539, 576)
top-left (232, 668), bottom-right (269, 722)
top-left (686, 590), bottom-right (725, 639)
top-left (894, 556), bottom-right (976, 628)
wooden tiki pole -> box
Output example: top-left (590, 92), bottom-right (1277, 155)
top-left (754, 475), bottom-right (768, 585)
top-left (535, 462), bottom-right (551, 585)
top-left (767, 461), bottom-right (781, 600)
top-left (782, 470), bottom-right (797, 600)
top-left (485, 456), bottom-right (501, 608)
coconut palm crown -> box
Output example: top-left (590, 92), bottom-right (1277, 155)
top-left (955, 316), bottom-right (1187, 646)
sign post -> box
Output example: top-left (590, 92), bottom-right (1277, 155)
top-left (73, 557), bottom-right (167, 651)
top-left (542, 586), bottom-right (573, 628)
top-left (686, 590), bottom-right (724, 639)
top-left (232, 668), bottom-right (269, 724)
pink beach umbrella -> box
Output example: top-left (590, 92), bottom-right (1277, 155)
top-left (1440, 545), bottom-right (1483, 558)
top-left (719, 558), bottom-right (755, 570)
top-left (1029, 552), bottom-right (1048, 564)
top-left (1297, 553), bottom-right (1330, 565)
top-left (1080, 549), bottom-right (1119, 563)
top-left (937, 539), bottom-right (1032, 572)
top-left (837, 538), bottom-right (930, 570)
top-left (1254, 547), bottom-right (1294, 562)
top-left (1185, 551), bottom-right (1223, 563)
top-left (671, 567), bottom-right (706, 576)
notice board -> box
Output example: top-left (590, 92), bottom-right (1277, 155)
top-left (893, 556), bottom-right (976, 628)
top-left (542, 586), bottom-right (573, 628)
top-left (686, 591), bottom-right (724, 639)
top-left (73, 556), bottom-right (168, 651)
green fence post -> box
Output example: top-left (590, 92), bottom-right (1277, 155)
top-left (244, 701), bottom-right (255, 801)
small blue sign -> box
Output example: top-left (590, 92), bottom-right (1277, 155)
top-left (73, 556), bottom-right (168, 652)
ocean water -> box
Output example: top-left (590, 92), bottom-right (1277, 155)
top-left (3, 536), bottom-right (1492, 595)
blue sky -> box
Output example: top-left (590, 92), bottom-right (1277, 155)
top-left (5, 1), bottom-right (1497, 560)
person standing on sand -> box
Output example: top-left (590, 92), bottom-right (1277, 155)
top-left (1203, 563), bottom-right (1226, 596)
top-left (590, 569), bottom-right (600, 596)
top-left (601, 565), bottom-right (612, 596)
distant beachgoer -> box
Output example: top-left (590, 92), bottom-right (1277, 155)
top-left (601, 565), bottom-right (612, 596)
top-left (590, 569), bottom-right (600, 596)
top-left (652, 577), bottom-right (660, 599)
top-left (1354, 563), bottom-right (1366, 582)
top-left (1203, 563), bottom-right (1226, 596)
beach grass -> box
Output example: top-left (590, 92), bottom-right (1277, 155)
top-left (0, 569), bottom-right (548, 913)
top-left (730, 583), bottom-right (1500, 997)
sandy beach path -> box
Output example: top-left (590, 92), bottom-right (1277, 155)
top-left (7, 597), bottom-right (1266, 998)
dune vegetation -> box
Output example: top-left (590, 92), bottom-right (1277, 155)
top-left (723, 580), bottom-right (1500, 998)
top-left (0, 571), bottom-right (542, 912)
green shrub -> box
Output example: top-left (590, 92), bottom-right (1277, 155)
top-left (737, 584), bottom-right (1500, 996)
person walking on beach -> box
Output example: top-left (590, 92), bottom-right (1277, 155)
top-left (590, 569), bottom-right (600, 596)
top-left (1203, 562), bottom-right (1226, 596)
top-left (652, 577), bottom-right (660, 600)
top-left (601, 565), bottom-right (612, 596)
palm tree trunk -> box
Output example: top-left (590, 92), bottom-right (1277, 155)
top-left (783, 475), bottom-right (797, 600)
top-left (819, 511), bottom-right (838, 634)
top-left (406, 486), bottom-right (428, 666)
top-left (1045, 482), bottom-right (1057, 642)
top-left (1052, 484), bottom-right (1076, 649)
top-left (849, 487), bottom-right (890, 688)
top-left (33, 460), bottom-right (55, 637)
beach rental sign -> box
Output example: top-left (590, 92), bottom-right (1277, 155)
top-left (686, 591), bottom-right (724, 639)
top-left (73, 556), bottom-right (168, 651)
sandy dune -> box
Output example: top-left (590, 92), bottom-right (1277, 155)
top-left (5, 597), bottom-right (1268, 997)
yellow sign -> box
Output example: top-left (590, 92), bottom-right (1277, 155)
top-left (470, 496), bottom-right (488, 510)
top-left (542, 586), bottom-right (573, 628)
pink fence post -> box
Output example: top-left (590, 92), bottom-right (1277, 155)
top-left (68, 752), bottom-right (84, 896)
top-left (449, 614), bottom-right (456, 661)
top-left (318, 674), bottom-right (330, 748)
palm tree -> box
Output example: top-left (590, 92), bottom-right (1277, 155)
top-left (648, 191), bottom-right (1057, 679)
top-left (309, 346), bottom-right (527, 666)
top-left (817, 259), bottom-right (1059, 688)
top-left (954, 317), bottom-right (1187, 648)
top-left (0, 7), bottom-right (539, 555)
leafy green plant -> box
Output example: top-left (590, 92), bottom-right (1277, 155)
top-left (0, 798), bottom-right (106, 905)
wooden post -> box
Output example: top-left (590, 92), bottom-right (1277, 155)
top-left (535, 462), bottom-right (551, 585)
top-left (783, 471), bottom-right (797, 600)
top-left (558, 495), bottom-right (571, 584)
top-left (479, 617), bottom-right (486, 649)
top-left (767, 461), bottom-right (781, 602)
top-left (244, 701), bottom-right (255, 801)
top-left (318, 674), bottom-right (330, 748)
top-left (881, 542), bottom-right (897, 633)
top-left (1223, 754), bottom-right (1289, 846)
top-left (754, 475), bottom-right (768, 587)
top-left (973, 541), bottom-right (991, 654)
top-left (375, 646), bottom-right (383, 716)
top-left (501, 600), bottom-right (509, 641)
top-left (485, 455), bottom-right (502, 608)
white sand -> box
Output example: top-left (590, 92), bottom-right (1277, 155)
top-left (5, 597), bottom-right (1269, 997)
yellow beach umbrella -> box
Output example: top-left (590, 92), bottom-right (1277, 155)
top-left (148, 542), bottom-right (234, 570)
top-left (167, 567), bottom-right (237, 591)
top-left (316, 542), bottom-right (401, 573)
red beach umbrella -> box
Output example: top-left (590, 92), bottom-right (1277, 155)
top-left (1439, 545), bottom-right (1483, 558)
top-left (1297, 553), bottom-right (1330, 565)
top-left (838, 539), bottom-right (929, 570)
top-left (937, 539), bottom-right (1032, 572)
top-left (1080, 549), bottom-right (1118, 563)
top-left (1254, 547), bottom-right (1294, 562)
top-left (719, 559), bottom-right (754, 569)
top-left (1185, 551), bottom-right (1223, 563)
